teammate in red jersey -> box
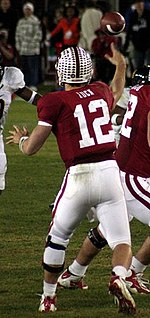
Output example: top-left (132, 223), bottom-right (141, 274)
top-left (116, 66), bottom-right (150, 210)
top-left (6, 44), bottom-right (136, 314)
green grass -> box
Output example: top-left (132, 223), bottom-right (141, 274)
top-left (0, 89), bottom-right (150, 317)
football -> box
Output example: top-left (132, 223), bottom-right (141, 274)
top-left (100, 11), bottom-right (126, 35)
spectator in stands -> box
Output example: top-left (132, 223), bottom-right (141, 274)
top-left (48, 5), bottom-right (80, 50)
top-left (39, 14), bottom-right (50, 83)
top-left (123, 0), bottom-right (150, 69)
top-left (125, 0), bottom-right (150, 30)
top-left (0, 28), bottom-right (14, 65)
top-left (0, 0), bottom-right (18, 47)
top-left (48, 8), bottom-right (64, 56)
top-left (78, 0), bottom-right (103, 52)
top-left (15, 2), bottom-right (42, 91)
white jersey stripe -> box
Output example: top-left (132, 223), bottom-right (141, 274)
top-left (38, 121), bottom-right (52, 127)
top-left (125, 173), bottom-right (150, 209)
top-left (52, 170), bottom-right (69, 219)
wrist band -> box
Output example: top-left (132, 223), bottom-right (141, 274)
top-left (111, 114), bottom-right (120, 125)
top-left (28, 91), bottom-right (37, 104)
top-left (19, 136), bottom-right (29, 153)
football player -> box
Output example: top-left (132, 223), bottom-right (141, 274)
top-left (6, 44), bottom-right (136, 314)
top-left (58, 66), bottom-right (150, 294)
top-left (0, 54), bottom-right (41, 195)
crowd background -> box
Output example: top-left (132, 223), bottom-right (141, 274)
top-left (0, 0), bottom-right (150, 89)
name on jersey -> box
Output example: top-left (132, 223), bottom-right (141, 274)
top-left (76, 89), bottom-right (94, 99)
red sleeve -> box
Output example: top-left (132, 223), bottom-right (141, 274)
top-left (37, 92), bottom-right (62, 125)
top-left (51, 20), bottom-right (63, 38)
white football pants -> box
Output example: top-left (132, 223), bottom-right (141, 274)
top-left (120, 171), bottom-right (150, 226)
top-left (49, 160), bottom-right (131, 250)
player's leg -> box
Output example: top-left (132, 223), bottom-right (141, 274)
top-left (98, 206), bottom-right (136, 314)
top-left (134, 236), bottom-right (150, 267)
top-left (39, 168), bottom-right (92, 312)
top-left (126, 236), bottom-right (150, 294)
top-left (90, 163), bottom-right (135, 313)
top-left (121, 172), bottom-right (150, 293)
top-left (58, 225), bottom-right (107, 289)
top-left (59, 163), bottom-right (136, 314)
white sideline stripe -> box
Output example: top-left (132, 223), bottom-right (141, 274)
top-left (129, 175), bottom-right (150, 204)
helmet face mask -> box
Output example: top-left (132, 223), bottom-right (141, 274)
top-left (55, 46), bottom-right (93, 86)
top-left (132, 65), bottom-right (150, 86)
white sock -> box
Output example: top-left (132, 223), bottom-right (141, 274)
top-left (130, 256), bottom-right (146, 274)
top-left (69, 260), bottom-right (88, 277)
top-left (112, 265), bottom-right (128, 279)
top-left (43, 281), bottom-right (57, 297)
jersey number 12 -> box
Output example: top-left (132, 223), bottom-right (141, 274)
top-left (74, 99), bottom-right (114, 148)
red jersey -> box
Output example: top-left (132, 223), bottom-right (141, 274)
top-left (37, 82), bottom-right (116, 169)
top-left (51, 17), bottom-right (80, 46)
top-left (116, 85), bottom-right (150, 177)
top-left (92, 34), bottom-right (119, 58)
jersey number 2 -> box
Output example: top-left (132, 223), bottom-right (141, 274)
top-left (121, 94), bottom-right (137, 138)
top-left (74, 99), bottom-right (114, 148)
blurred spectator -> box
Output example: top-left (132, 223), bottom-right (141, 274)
top-left (0, 0), bottom-right (18, 46)
top-left (15, 2), bottom-right (42, 90)
top-left (123, 0), bottom-right (150, 69)
top-left (48, 8), bottom-right (64, 56)
top-left (92, 29), bottom-right (121, 83)
top-left (96, 0), bottom-right (111, 14)
top-left (125, 0), bottom-right (150, 30)
top-left (38, 14), bottom-right (49, 84)
top-left (48, 5), bottom-right (80, 50)
top-left (78, 0), bottom-right (103, 53)
top-left (0, 28), bottom-right (14, 65)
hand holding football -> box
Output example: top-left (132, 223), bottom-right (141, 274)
top-left (100, 12), bottom-right (126, 35)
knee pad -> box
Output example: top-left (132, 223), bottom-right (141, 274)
top-left (43, 262), bottom-right (64, 273)
top-left (88, 226), bottom-right (108, 249)
top-left (43, 235), bottom-right (66, 269)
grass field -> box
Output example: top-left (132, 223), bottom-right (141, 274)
top-left (0, 90), bottom-right (150, 318)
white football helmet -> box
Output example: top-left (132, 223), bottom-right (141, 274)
top-left (56, 46), bottom-right (93, 86)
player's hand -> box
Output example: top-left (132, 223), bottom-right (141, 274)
top-left (6, 125), bottom-right (29, 144)
top-left (104, 42), bottom-right (126, 67)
